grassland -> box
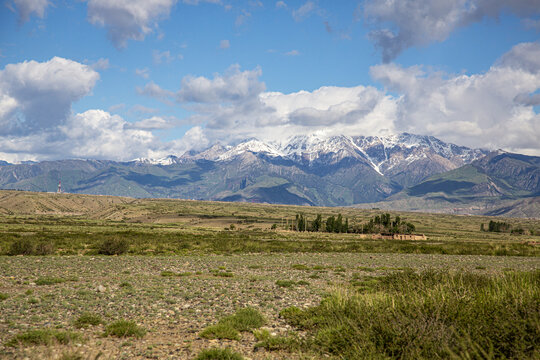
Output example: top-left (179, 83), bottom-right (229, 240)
top-left (0, 190), bottom-right (538, 359)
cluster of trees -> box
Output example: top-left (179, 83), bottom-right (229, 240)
top-left (290, 213), bottom-right (416, 234)
top-left (291, 214), bottom-right (349, 233)
top-left (481, 220), bottom-right (525, 234)
top-left (354, 213), bottom-right (416, 234)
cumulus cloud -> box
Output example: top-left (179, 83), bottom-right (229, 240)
top-left (176, 65), bottom-right (265, 103)
top-left (10, 0), bottom-right (50, 23)
top-left (87, 0), bottom-right (177, 49)
top-left (0, 57), bottom-right (99, 135)
top-left (153, 50), bottom-right (182, 64)
top-left (157, 65), bottom-right (396, 144)
top-left (88, 58), bottom-right (110, 70)
top-left (276, 1), bottom-right (287, 9)
top-left (362, 0), bottom-right (540, 62)
top-left (0, 109), bottom-right (185, 162)
top-left (129, 115), bottom-right (176, 130)
top-left (370, 42), bottom-right (540, 155)
top-left (137, 81), bottom-right (174, 101)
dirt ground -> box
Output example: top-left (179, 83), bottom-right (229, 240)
top-left (1, 253), bottom-right (538, 359)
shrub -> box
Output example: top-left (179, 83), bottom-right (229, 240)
top-left (34, 241), bottom-right (55, 255)
top-left (8, 239), bottom-right (35, 255)
top-left (275, 280), bottom-right (296, 288)
top-left (200, 307), bottom-right (266, 340)
top-left (195, 348), bottom-right (244, 360)
top-left (0, 293), bottom-right (8, 301)
top-left (221, 307), bottom-right (266, 331)
top-left (280, 270), bottom-right (540, 359)
top-left (74, 313), bottom-right (103, 328)
top-left (98, 238), bottom-right (129, 255)
top-left (104, 320), bottom-right (145, 338)
top-left (36, 277), bottom-right (65, 286)
top-left (200, 324), bottom-right (240, 340)
top-left (291, 264), bottom-right (310, 270)
top-left (5, 329), bottom-right (80, 347)
top-left (253, 329), bottom-right (297, 351)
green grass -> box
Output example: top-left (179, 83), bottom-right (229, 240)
top-left (104, 320), bottom-right (145, 338)
top-left (5, 329), bottom-right (81, 347)
top-left (74, 313), bottom-right (103, 328)
top-left (35, 277), bottom-right (66, 285)
top-left (253, 329), bottom-right (297, 351)
top-left (195, 347), bottom-right (244, 360)
top-left (200, 307), bottom-right (266, 340)
top-left (279, 270), bottom-right (540, 359)
top-left (0, 292), bottom-right (8, 301)
top-left (199, 324), bottom-right (240, 340)
top-left (291, 264), bottom-right (310, 270)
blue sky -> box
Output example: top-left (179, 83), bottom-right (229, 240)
top-left (0, 0), bottom-right (539, 162)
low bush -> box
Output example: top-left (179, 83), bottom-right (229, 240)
top-left (35, 277), bottom-right (65, 286)
top-left (104, 320), bottom-right (145, 338)
top-left (195, 348), bottom-right (244, 360)
top-left (5, 329), bottom-right (80, 347)
top-left (74, 313), bottom-right (103, 328)
top-left (200, 307), bottom-right (266, 340)
top-left (98, 238), bottom-right (129, 255)
top-left (279, 270), bottom-right (540, 359)
top-left (200, 324), bottom-right (240, 341)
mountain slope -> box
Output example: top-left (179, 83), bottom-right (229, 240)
top-left (0, 133), bottom-right (490, 207)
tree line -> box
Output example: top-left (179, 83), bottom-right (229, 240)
top-left (290, 213), bottom-right (416, 234)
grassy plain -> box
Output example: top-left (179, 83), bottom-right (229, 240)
top-left (0, 190), bottom-right (539, 359)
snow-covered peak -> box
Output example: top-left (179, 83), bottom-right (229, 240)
top-left (133, 155), bottom-right (180, 165)
top-left (218, 139), bottom-right (282, 161)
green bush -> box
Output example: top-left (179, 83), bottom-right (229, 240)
top-left (281, 270), bottom-right (540, 359)
top-left (8, 239), bottom-right (35, 255)
top-left (195, 348), bottom-right (244, 360)
top-left (253, 329), bottom-right (297, 351)
top-left (5, 329), bottom-right (80, 347)
top-left (74, 313), bottom-right (103, 328)
top-left (35, 277), bottom-right (65, 286)
top-left (8, 239), bottom-right (55, 256)
top-left (221, 307), bottom-right (266, 331)
top-left (200, 307), bottom-right (266, 340)
top-left (98, 238), bottom-right (129, 255)
top-left (200, 324), bottom-right (240, 340)
top-left (104, 320), bottom-right (145, 338)
top-left (0, 293), bottom-right (8, 301)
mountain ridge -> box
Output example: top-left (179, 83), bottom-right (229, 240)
top-left (2, 132), bottom-right (536, 217)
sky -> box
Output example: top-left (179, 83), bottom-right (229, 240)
top-left (0, 0), bottom-right (540, 163)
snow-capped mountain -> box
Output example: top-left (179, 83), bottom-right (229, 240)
top-left (159, 133), bottom-right (488, 181)
top-left (3, 132), bottom-right (513, 208)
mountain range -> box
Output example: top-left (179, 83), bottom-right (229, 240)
top-left (1, 133), bottom-right (538, 218)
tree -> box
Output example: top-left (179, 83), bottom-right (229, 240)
top-left (326, 216), bottom-right (335, 233)
top-left (335, 214), bottom-right (343, 233)
top-left (312, 214), bottom-right (322, 232)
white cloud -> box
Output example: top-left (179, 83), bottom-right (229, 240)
top-left (11, 0), bottom-right (50, 23)
top-left (182, 0), bottom-right (221, 5)
top-left (219, 39), bottom-right (230, 49)
top-left (88, 58), bottom-right (110, 70)
top-left (370, 42), bottom-right (540, 154)
top-left (153, 49), bottom-right (182, 64)
top-left (176, 64), bottom-right (265, 103)
top-left (167, 65), bottom-right (396, 144)
top-left (135, 67), bottom-right (150, 79)
top-left (285, 49), bottom-right (300, 56)
top-left (276, 1), bottom-right (287, 9)
top-left (130, 115), bottom-right (175, 130)
top-left (87, 0), bottom-right (177, 49)
top-left (292, 1), bottom-right (316, 21)
top-left (362, 0), bottom-right (540, 62)
top-left (0, 57), bottom-right (99, 135)
top-left (137, 81), bottom-right (174, 100)
top-left (0, 109), bottom-right (184, 162)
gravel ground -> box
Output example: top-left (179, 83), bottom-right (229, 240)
top-left (1, 253), bottom-right (539, 359)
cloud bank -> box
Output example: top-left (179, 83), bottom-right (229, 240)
top-left (87, 0), bottom-right (177, 49)
top-left (362, 0), bottom-right (540, 62)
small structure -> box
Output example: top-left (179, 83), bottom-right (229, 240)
top-left (57, 180), bottom-right (63, 194)
top-left (356, 233), bottom-right (427, 240)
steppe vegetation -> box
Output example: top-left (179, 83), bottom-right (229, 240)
top-left (0, 190), bottom-right (538, 359)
